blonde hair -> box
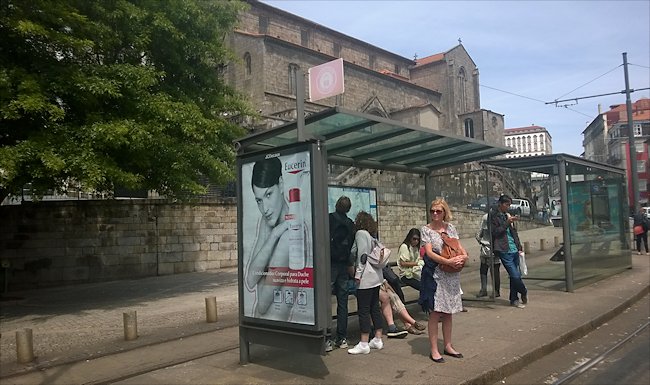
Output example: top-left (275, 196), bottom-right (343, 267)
top-left (430, 198), bottom-right (453, 222)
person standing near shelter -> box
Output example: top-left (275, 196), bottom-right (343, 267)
top-left (325, 196), bottom-right (355, 351)
top-left (490, 195), bottom-right (528, 309)
top-left (419, 199), bottom-right (467, 363)
top-left (632, 206), bottom-right (649, 255)
top-left (475, 212), bottom-right (501, 298)
top-left (348, 211), bottom-right (386, 355)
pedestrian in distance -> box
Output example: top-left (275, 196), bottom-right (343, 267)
top-left (348, 211), bottom-right (387, 355)
top-left (632, 207), bottom-right (649, 255)
top-left (419, 199), bottom-right (467, 363)
top-left (475, 212), bottom-right (501, 298)
top-left (490, 194), bottom-right (528, 309)
top-left (325, 196), bottom-right (355, 352)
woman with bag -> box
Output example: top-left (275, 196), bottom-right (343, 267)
top-left (418, 199), bottom-right (467, 363)
top-left (348, 211), bottom-right (388, 355)
top-left (398, 228), bottom-right (424, 291)
top-left (633, 207), bottom-right (649, 255)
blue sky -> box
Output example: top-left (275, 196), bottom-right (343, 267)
top-left (262, 0), bottom-right (650, 156)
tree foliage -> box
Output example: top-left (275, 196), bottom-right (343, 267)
top-left (0, 0), bottom-right (251, 201)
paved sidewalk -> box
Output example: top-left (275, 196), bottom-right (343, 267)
top-left (1, 227), bottom-right (648, 384)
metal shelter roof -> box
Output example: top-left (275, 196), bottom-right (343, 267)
top-left (235, 106), bottom-right (512, 174)
top-left (480, 153), bottom-right (625, 175)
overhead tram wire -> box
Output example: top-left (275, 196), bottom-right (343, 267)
top-left (479, 84), bottom-right (547, 103)
top-left (546, 87), bottom-right (650, 106)
top-left (480, 84), bottom-right (594, 118)
top-left (555, 64), bottom-right (622, 100)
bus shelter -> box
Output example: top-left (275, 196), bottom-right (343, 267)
top-left (235, 106), bottom-right (511, 363)
top-left (482, 154), bottom-right (632, 293)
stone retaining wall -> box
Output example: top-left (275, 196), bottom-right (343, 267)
top-left (0, 199), bottom-right (541, 290)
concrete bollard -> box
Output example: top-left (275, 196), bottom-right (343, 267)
top-left (523, 241), bottom-right (530, 254)
top-left (205, 296), bottom-right (218, 323)
top-left (554, 236), bottom-right (560, 247)
top-left (16, 328), bottom-right (34, 364)
top-left (123, 311), bottom-right (138, 341)
top-left (540, 238), bottom-right (546, 251)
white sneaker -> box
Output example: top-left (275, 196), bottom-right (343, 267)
top-left (511, 300), bottom-right (526, 309)
top-left (369, 337), bottom-right (383, 350)
top-left (347, 342), bottom-right (370, 355)
top-left (325, 339), bottom-right (334, 352)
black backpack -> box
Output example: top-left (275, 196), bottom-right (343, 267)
top-left (329, 212), bottom-right (354, 262)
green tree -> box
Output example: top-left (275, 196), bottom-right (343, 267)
top-left (0, 0), bottom-right (251, 201)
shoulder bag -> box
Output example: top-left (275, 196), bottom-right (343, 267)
top-left (438, 232), bottom-right (464, 273)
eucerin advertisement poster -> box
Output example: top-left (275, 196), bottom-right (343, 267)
top-left (241, 150), bottom-right (314, 325)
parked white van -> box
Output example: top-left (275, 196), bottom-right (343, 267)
top-left (509, 198), bottom-right (531, 217)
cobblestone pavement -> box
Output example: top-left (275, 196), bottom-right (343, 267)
top-left (0, 268), bottom-right (239, 374)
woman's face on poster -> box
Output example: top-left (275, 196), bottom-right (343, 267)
top-left (252, 178), bottom-right (285, 227)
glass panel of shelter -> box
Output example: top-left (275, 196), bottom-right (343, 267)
top-left (565, 163), bottom-right (632, 289)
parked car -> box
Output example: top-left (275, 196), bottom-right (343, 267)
top-left (466, 196), bottom-right (498, 212)
top-left (509, 198), bottom-right (532, 217)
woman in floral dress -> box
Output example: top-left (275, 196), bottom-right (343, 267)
top-left (418, 198), bottom-right (467, 363)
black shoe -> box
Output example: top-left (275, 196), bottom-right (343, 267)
top-left (521, 294), bottom-right (528, 305)
top-left (429, 354), bottom-right (445, 363)
top-left (444, 350), bottom-right (463, 359)
top-left (476, 291), bottom-right (488, 298)
top-left (387, 328), bottom-right (408, 339)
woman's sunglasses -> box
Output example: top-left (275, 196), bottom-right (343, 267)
top-left (411, 237), bottom-right (420, 242)
top-left (430, 209), bottom-right (444, 214)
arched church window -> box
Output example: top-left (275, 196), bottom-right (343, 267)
top-left (244, 52), bottom-right (252, 78)
top-left (464, 118), bottom-right (474, 138)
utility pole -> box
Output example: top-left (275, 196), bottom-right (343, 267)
top-left (623, 52), bottom-right (640, 213)
top-left (546, 53), bottom-right (645, 213)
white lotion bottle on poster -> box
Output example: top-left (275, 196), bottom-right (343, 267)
top-left (288, 188), bottom-right (305, 270)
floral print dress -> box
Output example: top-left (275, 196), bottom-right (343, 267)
top-left (419, 223), bottom-right (463, 314)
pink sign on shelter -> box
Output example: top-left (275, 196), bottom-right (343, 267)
top-left (308, 58), bottom-right (344, 102)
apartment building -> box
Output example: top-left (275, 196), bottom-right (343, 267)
top-left (504, 125), bottom-right (552, 158)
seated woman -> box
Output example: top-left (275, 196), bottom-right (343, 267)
top-left (379, 280), bottom-right (426, 337)
top-left (397, 228), bottom-right (423, 291)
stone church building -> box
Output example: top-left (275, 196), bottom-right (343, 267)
top-left (227, 1), bottom-right (509, 234)
top-left (0, 1), bottom-right (519, 289)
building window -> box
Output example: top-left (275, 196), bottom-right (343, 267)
top-left (634, 123), bottom-right (642, 136)
top-left (394, 64), bottom-right (400, 74)
top-left (369, 54), bottom-right (376, 69)
top-left (259, 16), bottom-right (268, 34)
top-left (288, 63), bottom-right (300, 95)
top-left (458, 67), bottom-right (467, 113)
top-left (300, 29), bottom-right (310, 47)
top-left (464, 118), bottom-right (474, 138)
top-left (244, 52), bottom-right (252, 78)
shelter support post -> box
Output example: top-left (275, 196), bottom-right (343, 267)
top-left (558, 159), bottom-right (573, 292)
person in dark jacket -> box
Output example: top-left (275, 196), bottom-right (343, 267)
top-left (632, 207), bottom-right (649, 255)
top-left (490, 195), bottom-right (527, 309)
top-left (325, 196), bottom-right (355, 352)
